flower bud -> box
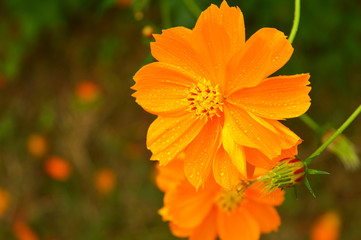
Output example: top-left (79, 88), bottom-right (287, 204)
top-left (259, 158), bottom-right (305, 192)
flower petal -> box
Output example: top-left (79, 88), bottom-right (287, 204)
top-left (223, 103), bottom-right (292, 159)
top-left (147, 115), bottom-right (207, 165)
top-left (189, 207), bottom-right (218, 240)
top-left (192, 2), bottom-right (245, 91)
top-left (228, 74), bottom-right (311, 119)
top-left (184, 117), bottom-right (221, 189)
top-left (132, 62), bottom-right (201, 117)
top-left (225, 28), bottom-right (293, 95)
top-left (218, 207), bottom-right (260, 240)
top-left (169, 223), bottom-right (192, 238)
top-left (244, 147), bottom-right (275, 169)
top-left (163, 179), bottom-right (217, 229)
top-left (156, 159), bottom-right (185, 192)
top-left (151, 27), bottom-right (209, 82)
top-left (243, 201), bottom-right (281, 233)
top-left (245, 185), bottom-right (285, 206)
top-left (213, 146), bottom-right (243, 190)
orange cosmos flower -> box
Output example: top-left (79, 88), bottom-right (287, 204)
top-left (44, 156), bottom-right (71, 181)
top-left (94, 168), bottom-right (117, 195)
top-left (310, 211), bottom-right (341, 240)
top-left (132, 1), bottom-right (310, 189)
top-left (156, 159), bottom-right (284, 240)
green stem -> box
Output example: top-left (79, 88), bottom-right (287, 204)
top-left (299, 114), bottom-right (322, 132)
top-left (160, 0), bottom-right (171, 28)
top-left (305, 104), bottom-right (361, 165)
top-left (182, 0), bottom-right (201, 18)
top-left (288, 0), bottom-right (301, 44)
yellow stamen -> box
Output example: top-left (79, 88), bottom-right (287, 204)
top-left (187, 79), bottom-right (223, 119)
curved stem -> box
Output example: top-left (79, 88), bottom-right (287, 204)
top-left (182, 0), bottom-right (201, 18)
top-left (288, 0), bottom-right (301, 44)
top-left (305, 104), bottom-right (361, 165)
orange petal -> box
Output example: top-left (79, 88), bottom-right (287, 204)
top-left (213, 146), bottom-right (243, 190)
top-left (245, 185), bottom-right (285, 206)
top-left (258, 28), bottom-right (294, 78)
top-left (243, 201), bottom-right (281, 233)
top-left (189, 207), bottom-right (218, 240)
top-left (223, 103), bottom-right (289, 159)
top-left (184, 118), bottom-right (221, 189)
top-left (192, 2), bottom-right (244, 91)
top-left (151, 27), bottom-right (209, 83)
top-left (163, 179), bottom-right (217, 229)
top-left (218, 207), bottom-right (260, 240)
top-left (132, 62), bottom-right (200, 117)
top-left (169, 222), bottom-right (193, 238)
top-left (156, 159), bottom-right (185, 192)
top-left (244, 147), bottom-right (275, 169)
top-left (225, 28), bottom-right (293, 96)
top-left (147, 115), bottom-right (206, 166)
top-left (228, 74), bottom-right (311, 119)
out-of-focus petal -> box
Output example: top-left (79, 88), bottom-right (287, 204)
top-left (245, 185), bottom-right (285, 206)
top-left (243, 201), bottom-right (281, 233)
top-left (156, 159), bottom-right (185, 192)
top-left (189, 207), bottom-right (218, 240)
top-left (218, 207), bottom-right (260, 240)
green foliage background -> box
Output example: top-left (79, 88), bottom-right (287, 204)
top-left (0, 0), bottom-right (360, 239)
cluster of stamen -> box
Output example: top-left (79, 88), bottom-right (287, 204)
top-left (187, 80), bottom-right (223, 119)
top-left (216, 187), bottom-right (245, 213)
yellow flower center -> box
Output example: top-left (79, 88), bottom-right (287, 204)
top-left (216, 189), bottom-right (244, 213)
top-left (187, 80), bottom-right (223, 119)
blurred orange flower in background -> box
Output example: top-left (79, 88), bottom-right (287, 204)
top-left (75, 81), bottom-right (101, 103)
top-left (0, 188), bottom-right (10, 218)
top-left (12, 220), bottom-right (39, 240)
top-left (27, 134), bottom-right (48, 158)
top-left (310, 211), bottom-right (341, 240)
top-left (44, 156), bottom-right (71, 181)
top-left (132, 0), bottom-right (310, 189)
top-left (156, 159), bottom-right (284, 240)
top-left (94, 168), bottom-right (117, 195)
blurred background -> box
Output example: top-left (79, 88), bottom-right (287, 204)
top-left (0, 0), bottom-right (360, 239)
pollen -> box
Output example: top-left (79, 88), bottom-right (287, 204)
top-left (216, 189), bottom-right (244, 213)
top-left (187, 79), bottom-right (223, 119)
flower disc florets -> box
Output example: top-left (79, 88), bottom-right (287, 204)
top-left (187, 79), bottom-right (223, 119)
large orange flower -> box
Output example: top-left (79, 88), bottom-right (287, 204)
top-left (156, 159), bottom-right (284, 240)
top-left (132, 1), bottom-right (310, 189)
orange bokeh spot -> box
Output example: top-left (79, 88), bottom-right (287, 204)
top-left (94, 168), bottom-right (117, 195)
top-left (117, 0), bottom-right (133, 7)
top-left (44, 156), bottom-right (71, 181)
top-left (13, 220), bottom-right (39, 240)
top-left (75, 81), bottom-right (101, 103)
top-left (27, 134), bottom-right (47, 158)
top-left (310, 211), bottom-right (341, 240)
top-left (0, 188), bottom-right (10, 217)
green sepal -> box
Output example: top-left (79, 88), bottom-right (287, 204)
top-left (307, 169), bottom-right (330, 175)
top-left (303, 176), bottom-right (316, 198)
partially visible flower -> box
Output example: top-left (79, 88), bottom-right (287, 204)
top-left (322, 129), bottom-right (359, 170)
top-left (132, 0), bottom-right (310, 189)
top-left (0, 188), bottom-right (10, 218)
top-left (12, 220), bottom-right (39, 240)
top-left (27, 134), bottom-right (47, 158)
top-left (75, 81), bottom-right (101, 104)
top-left (310, 211), bottom-right (341, 240)
top-left (156, 159), bottom-right (284, 240)
top-left (44, 156), bottom-right (71, 181)
top-left (94, 168), bottom-right (117, 195)
top-left (258, 158), bottom-right (305, 192)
